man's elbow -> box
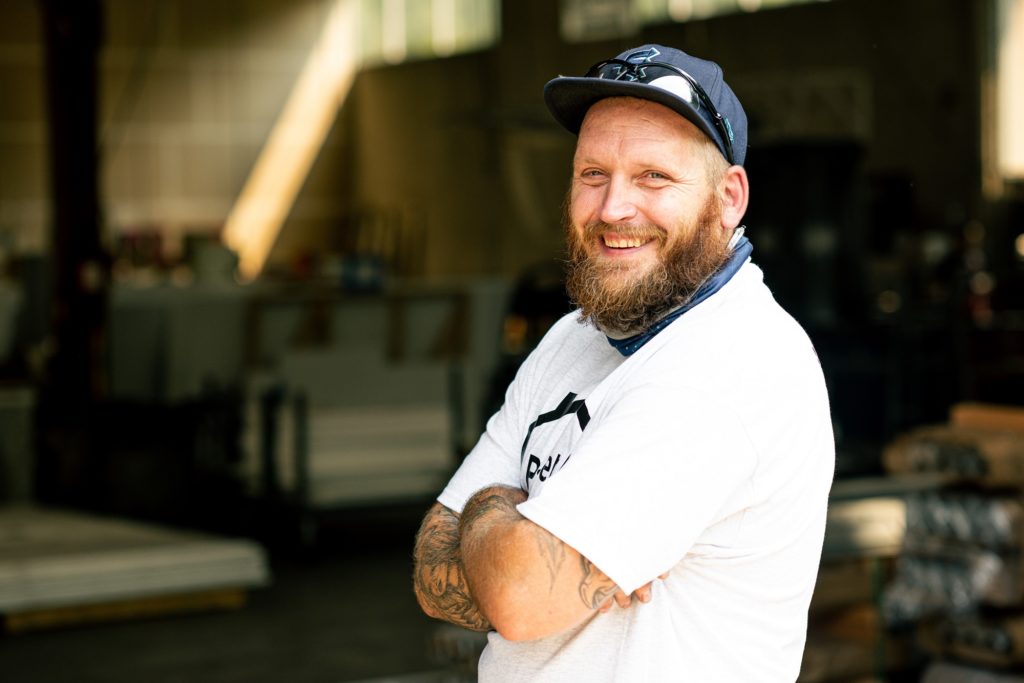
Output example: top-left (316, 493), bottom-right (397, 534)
top-left (492, 618), bottom-right (551, 642)
top-left (482, 587), bottom-right (582, 642)
top-left (487, 606), bottom-right (545, 642)
top-left (412, 582), bottom-right (442, 621)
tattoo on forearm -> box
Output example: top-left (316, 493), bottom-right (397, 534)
top-left (535, 531), bottom-right (566, 593)
top-left (413, 506), bottom-right (491, 632)
top-left (578, 557), bottom-right (617, 610)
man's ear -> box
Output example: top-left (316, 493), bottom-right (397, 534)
top-left (719, 165), bottom-right (749, 231)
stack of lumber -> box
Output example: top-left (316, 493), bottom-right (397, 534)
top-left (881, 403), bottom-right (1024, 676)
top-left (0, 506), bottom-right (269, 632)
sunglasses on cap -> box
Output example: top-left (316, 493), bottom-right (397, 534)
top-left (584, 58), bottom-right (736, 166)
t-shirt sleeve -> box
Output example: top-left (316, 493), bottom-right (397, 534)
top-left (516, 382), bottom-right (757, 595)
top-left (438, 419), bottom-right (521, 513)
top-left (437, 365), bottom-right (529, 514)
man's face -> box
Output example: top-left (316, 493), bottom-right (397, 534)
top-left (565, 97), bottom-right (732, 334)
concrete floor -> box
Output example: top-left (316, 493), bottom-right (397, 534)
top-left (0, 505), bottom-right (482, 683)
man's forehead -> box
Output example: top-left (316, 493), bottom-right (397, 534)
top-left (578, 97), bottom-right (704, 142)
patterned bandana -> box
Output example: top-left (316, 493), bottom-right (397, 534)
top-left (606, 235), bottom-right (753, 356)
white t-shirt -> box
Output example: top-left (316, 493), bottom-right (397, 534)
top-left (439, 262), bottom-right (835, 682)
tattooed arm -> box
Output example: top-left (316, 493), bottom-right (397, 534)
top-left (457, 484), bottom-right (622, 642)
top-left (413, 502), bottom-right (491, 631)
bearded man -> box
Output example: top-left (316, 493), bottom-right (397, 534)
top-left (413, 44), bottom-right (835, 682)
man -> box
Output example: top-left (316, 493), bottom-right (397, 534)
top-left (413, 44), bottom-right (834, 681)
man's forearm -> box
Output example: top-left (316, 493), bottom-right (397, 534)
top-left (459, 484), bottom-right (618, 641)
top-left (412, 502), bottom-right (491, 632)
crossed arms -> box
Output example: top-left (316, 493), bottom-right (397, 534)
top-left (413, 484), bottom-right (653, 641)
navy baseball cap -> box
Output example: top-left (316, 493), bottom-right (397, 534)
top-left (544, 44), bottom-right (748, 166)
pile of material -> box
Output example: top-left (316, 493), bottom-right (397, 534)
top-left (880, 403), bottom-right (1024, 679)
top-left (243, 348), bottom-right (455, 511)
top-left (799, 476), bottom-right (924, 682)
top-left (0, 506), bottom-right (270, 632)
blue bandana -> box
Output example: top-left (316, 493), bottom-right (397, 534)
top-left (606, 235), bottom-right (753, 356)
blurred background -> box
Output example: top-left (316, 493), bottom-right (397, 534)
top-left (0, 0), bottom-right (1022, 681)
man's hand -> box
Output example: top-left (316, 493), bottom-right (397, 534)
top-left (598, 573), bottom-right (669, 613)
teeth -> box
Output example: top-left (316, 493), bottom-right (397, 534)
top-left (603, 235), bottom-right (646, 249)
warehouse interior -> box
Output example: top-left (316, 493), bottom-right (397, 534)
top-left (1, 0), bottom-right (1023, 680)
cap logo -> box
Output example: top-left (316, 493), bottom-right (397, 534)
top-left (624, 47), bottom-right (660, 64)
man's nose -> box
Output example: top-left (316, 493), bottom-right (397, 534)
top-left (598, 177), bottom-right (639, 224)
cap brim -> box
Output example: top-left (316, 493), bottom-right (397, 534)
top-left (544, 77), bottom-right (721, 155)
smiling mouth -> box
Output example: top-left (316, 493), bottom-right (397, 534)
top-left (601, 234), bottom-right (655, 249)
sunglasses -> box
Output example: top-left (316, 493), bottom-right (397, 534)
top-left (584, 58), bottom-right (735, 165)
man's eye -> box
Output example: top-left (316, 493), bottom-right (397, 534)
top-left (578, 169), bottom-right (606, 182)
top-left (647, 171), bottom-right (668, 180)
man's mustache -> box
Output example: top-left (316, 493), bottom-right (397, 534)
top-left (581, 222), bottom-right (668, 245)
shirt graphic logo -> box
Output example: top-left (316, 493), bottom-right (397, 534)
top-left (521, 392), bottom-right (590, 489)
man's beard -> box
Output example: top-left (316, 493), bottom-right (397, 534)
top-left (564, 194), bottom-right (732, 336)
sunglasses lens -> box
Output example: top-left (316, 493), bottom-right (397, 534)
top-left (588, 63), bottom-right (697, 104)
top-left (636, 64), bottom-right (682, 82)
top-left (588, 61), bottom-right (628, 79)
top-left (645, 72), bottom-right (699, 108)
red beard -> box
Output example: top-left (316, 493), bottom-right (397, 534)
top-left (565, 193), bottom-right (731, 335)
